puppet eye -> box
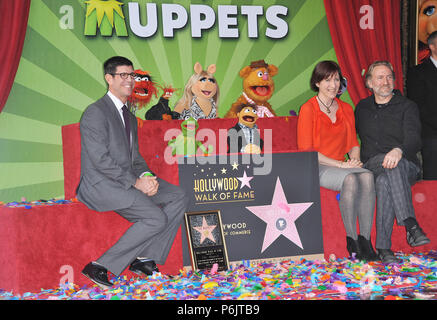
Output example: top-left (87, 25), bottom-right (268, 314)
top-left (424, 5), bottom-right (435, 16)
top-left (244, 108), bottom-right (251, 113)
top-left (142, 76), bottom-right (150, 81)
top-left (135, 76), bottom-right (142, 82)
top-left (200, 77), bottom-right (207, 82)
top-left (257, 71), bottom-right (263, 77)
top-left (252, 109), bottom-right (258, 115)
top-left (208, 78), bottom-right (216, 84)
top-left (184, 115), bottom-right (191, 120)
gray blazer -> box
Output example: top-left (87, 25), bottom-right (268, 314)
top-left (76, 94), bottom-right (151, 212)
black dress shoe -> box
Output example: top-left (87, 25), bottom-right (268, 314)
top-left (346, 236), bottom-right (363, 260)
top-left (357, 235), bottom-right (379, 261)
top-left (406, 225), bottom-right (430, 247)
top-left (129, 259), bottom-right (159, 276)
top-left (377, 249), bottom-right (401, 264)
top-left (81, 262), bottom-right (113, 289)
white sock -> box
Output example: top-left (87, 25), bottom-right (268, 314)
top-left (137, 257), bottom-right (152, 262)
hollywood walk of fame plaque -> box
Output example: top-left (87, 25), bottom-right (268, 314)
top-left (184, 210), bottom-right (229, 271)
top-left (179, 152), bottom-right (324, 268)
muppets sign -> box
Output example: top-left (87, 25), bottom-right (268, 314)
top-left (84, 0), bottom-right (289, 39)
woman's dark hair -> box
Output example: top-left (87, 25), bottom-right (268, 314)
top-left (310, 60), bottom-right (343, 92)
top-left (103, 56), bottom-right (133, 75)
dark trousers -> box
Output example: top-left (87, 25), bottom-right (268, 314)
top-left (422, 137), bottom-right (437, 180)
top-left (96, 179), bottom-right (189, 276)
top-left (364, 154), bottom-right (420, 249)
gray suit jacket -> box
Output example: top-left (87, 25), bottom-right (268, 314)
top-left (77, 94), bottom-right (151, 212)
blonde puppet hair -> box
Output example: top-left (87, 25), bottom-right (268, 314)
top-left (174, 62), bottom-right (219, 112)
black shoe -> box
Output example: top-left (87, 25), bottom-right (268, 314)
top-left (346, 236), bottom-right (363, 260)
top-left (377, 249), bottom-right (401, 264)
top-left (357, 235), bottom-right (379, 261)
top-left (129, 259), bottom-right (159, 276)
top-left (81, 262), bottom-right (113, 289)
top-left (406, 225), bottom-right (430, 247)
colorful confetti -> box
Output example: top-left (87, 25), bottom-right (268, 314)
top-left (1, 251), bottom-right (436, 300)
top-left (0, 198), bottom-right (77, 209)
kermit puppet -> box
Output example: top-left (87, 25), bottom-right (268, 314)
top-left (168, 117), bottom-right (213, 156)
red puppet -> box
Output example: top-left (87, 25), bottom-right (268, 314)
top-left (127, 69), bottom-right (159, 126)
top-left (145, 84), bottom-right (180, 120)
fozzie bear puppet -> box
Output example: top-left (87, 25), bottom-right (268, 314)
top-left (224, 60), bottom-right (278, 118)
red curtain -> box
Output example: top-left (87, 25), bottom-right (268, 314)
top-left (0, 0), bottom-right (31, 113)
top-left (324, 0), bottom-right (403, 105)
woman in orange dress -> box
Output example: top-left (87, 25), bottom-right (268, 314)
top-left (297, 61), bottom-right (378, 261)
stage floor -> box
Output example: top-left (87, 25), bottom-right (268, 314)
top-left (2, 250), bottom-right (436, 301)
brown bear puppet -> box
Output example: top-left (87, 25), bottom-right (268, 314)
top-left (224, 60), bottom-right (278, 118)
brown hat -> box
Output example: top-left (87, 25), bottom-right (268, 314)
top-left (249, 60), bottom-right (269, 69)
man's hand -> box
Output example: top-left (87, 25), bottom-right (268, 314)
top-left (134, 176), bottom-right (159, 196)
top-left (382, 148), bottom-right (402, 169)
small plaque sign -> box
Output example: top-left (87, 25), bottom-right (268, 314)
top-left (184, 210), bottom-right (229, 272)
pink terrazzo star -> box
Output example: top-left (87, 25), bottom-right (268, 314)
top-left (193, 216), bottom-right (217, 244)
top-left (246, 177), bottom-right (313, 252)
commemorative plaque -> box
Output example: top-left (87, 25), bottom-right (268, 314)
top-left (184, 210), bottom-right (229, 272)
top-left (179, 152), bottom-right (324, 268)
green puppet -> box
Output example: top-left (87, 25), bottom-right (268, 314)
top-left (168, 117), bottom-right (213, 156)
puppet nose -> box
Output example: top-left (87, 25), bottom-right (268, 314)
top-left (262, 73), bottom-right (268, 81)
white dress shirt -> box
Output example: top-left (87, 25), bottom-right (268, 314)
top-left (107, 90), bottom-right (127, 126)
top-left (106, 91), bottom-right (152, 178)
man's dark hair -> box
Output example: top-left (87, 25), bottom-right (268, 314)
top-left (310, 60), bottom-right (344, 92)
top-left (428, 31), bottom-right (437, 46)
top-left (235, 103), bottom-right (258, 114)
top-left (103, 56), bottom-right (133, 75)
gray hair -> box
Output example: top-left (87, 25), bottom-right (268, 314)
top-left (364, 61), bottom-right (395, 89)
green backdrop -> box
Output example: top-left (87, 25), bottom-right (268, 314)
top-left (0, 0), bottom-right (352, 202)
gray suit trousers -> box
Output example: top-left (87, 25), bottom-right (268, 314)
top-left (96, 178), bottom-right (189, 276)
top-left (364, 154), bottom-right (420, 249)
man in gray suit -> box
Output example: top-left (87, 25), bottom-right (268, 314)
top-left (77, 56), bottom-right (188, 288)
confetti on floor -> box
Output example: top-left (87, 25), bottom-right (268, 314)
top-left (0, 198), bottom-right (76, 209)
top-left (1, 250), bottom-right (436, 300)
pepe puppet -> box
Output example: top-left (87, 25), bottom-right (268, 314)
top-left (145, 84), bottom-right (180, 120)
top-left (227, 103), bottom-right (263, 154)
top-left (224, 60), bottom-right (278, 118)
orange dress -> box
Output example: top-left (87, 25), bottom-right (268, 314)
top-left (297, 96), bottom-right (359, 161)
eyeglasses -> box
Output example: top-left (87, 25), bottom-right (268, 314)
top-left (111, 72), bottom-right (136, 80)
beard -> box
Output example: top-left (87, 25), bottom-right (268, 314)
top-left (374, 85), bottom-right (393, 98)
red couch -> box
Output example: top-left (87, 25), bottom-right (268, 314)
top-left (0, 116), bottom-right (435, 294)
